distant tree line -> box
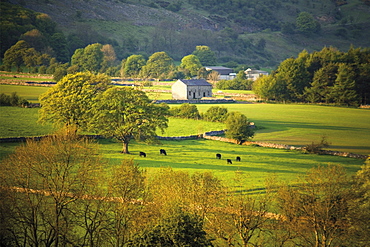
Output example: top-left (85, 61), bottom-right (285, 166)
top-left (253, 46), bottom-right (370, 105)
top-left (1, 130), bottom-right (369, 246)
top-left (0, 92), bottom-right (29, 107)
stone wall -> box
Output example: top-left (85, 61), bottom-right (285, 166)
top-left (1, 131), bottom-right (367, 160)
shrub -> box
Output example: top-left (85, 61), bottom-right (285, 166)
top-left (303, 136), bottom-right (330, 154)
top-left (202, 106), bottom-right (228, 122)
top-left (0, 92), bottom-right (29, 107)
top-left (169, 103), bottom-right (200, 119)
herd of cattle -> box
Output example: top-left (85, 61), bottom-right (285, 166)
top-left (139, 149), bottom-right (241, 164)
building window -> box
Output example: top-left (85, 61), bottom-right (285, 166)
top-left (189, 91), bottom-right (191, 96)
top-left (203, 92), bottom-right (206, 97)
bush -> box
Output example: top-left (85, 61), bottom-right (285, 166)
top-left (0, 92), bottom-right (29, 107)
top-left (169, 103), bottom-right (200, 119)
top-left (303, 136), bottom-right (330, 154)
top-left (202, 106), bottom-right (228, 122)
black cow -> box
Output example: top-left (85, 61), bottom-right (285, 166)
top-left (160, 149), bottom-right (167, 155)
top-left (236, 156), bottom-right (241, 162)
top-left (139, 151), bottom-right (146, 157)
top-left (216, 153), bottom-right (221, 159)
top-left (227, 159), bottom-right (232, 164)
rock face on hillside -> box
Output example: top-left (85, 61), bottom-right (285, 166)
top-left (8, 0), bottom-right (220, 31)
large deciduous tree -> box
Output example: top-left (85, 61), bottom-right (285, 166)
top-left (225, 111), bottom-right (254, 144)
top-left (38, 72), bottom-right (112, 131)
top-left (180, 54), bottom-right (203, 78)
top-left (89, 87), bottom-right (169, 153)
top-left (140, 51), bottom-right (174, 79)
top-left (275, 165), bottom-right (352, 247)
top-left (296, 12), bottom-right (321, 35)
top-left (192, 45), bottom-right (216, 66)
top-left (121, 54), bottom-right (146, 78)
top-left (3, 40), bottom-right (30, 72)
top-left (70, 43), bottom-right (104, 72)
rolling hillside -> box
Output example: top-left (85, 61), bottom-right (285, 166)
top-left (4, 0), bottom-right (370, 66)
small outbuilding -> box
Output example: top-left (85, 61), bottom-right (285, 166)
top-left (172, 79), bottom-right (213, 100)
top-left (205, 66), bottom-right (236, 80)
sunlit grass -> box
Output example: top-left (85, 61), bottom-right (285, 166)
top-left (99, 138), bottom-right (364, 190)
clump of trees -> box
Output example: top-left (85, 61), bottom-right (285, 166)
top-left (1, 132), bottom-right (369, 246)
top-left (253, 46), bottom-right (370, 105)
top-left (0, 92), bottom-right (29, 107)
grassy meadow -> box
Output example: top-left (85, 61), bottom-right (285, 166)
top-left (197, 104), bottom-right (370, 155)
top-left (1, 83), bottom-right (369, 189)
top-left (99, 138), bottom-right (364, 190)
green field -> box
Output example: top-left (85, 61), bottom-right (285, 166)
top-left (0, 105), bottom-right (367, 190)
top-left (99, 138), bottom-right (364, 190)
top-left (197, 104), bottom-right (370, 155)
top-left (1, 84), bottom-right (369, 189)
top-left (0, 84), bottom-right (49, 103)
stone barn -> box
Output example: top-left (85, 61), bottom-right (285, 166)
top-left (172, 79), bottom-right (212, 100)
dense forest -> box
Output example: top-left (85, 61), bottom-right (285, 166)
top-left (253, 46), bottom-right (370, 105)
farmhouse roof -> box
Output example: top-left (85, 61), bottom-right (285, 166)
top-left (205, 66), bottom-right (233, 75)
top-left (179, 79), bottom-right (212, 86)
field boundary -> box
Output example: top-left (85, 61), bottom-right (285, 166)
top-left (1, 131), bottom-right (367, 160)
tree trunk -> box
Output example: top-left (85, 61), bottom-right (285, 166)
top-left (122, 141), bottom-right (129, 154)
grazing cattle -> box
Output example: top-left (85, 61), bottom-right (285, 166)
top-left (160, 149), bottom-right (167, 155)
top-left (227, 159), bottom-right (232, 164)
top-left (236, 156), bottom-right (241, 162)
top-left (139, 151), bottom-right (146, 157)
top-left (216, 153), bottom-right (221, 159)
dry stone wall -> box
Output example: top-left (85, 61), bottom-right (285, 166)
top-left (1, 131), bottom-right (367, 159)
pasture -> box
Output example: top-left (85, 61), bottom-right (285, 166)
top-left (197, 104), bottom-right (370, 155)
top-left (98, 138), bottom-right (364, 190)
top-left (0, 83), bottom-right (368, 189)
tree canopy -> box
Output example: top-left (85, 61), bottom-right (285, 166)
top-left (140, 51), bottom-right (174, 79)
top-left (253, 46), bottom-right (370, 105)
top-left (89, 87), bottom-right (169, 153)
top-left (225, 111), bottom-right (254, 144)
top-left (38, 72), bottom-right (112, 130)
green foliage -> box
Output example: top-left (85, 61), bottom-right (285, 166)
top-left (296, 11), bottom-right (321, 34)
top-left (38, 72), bottom-right (112, 130)
top-left (225, 111), bottom-right (254, 144)
top-left (0, 92), bottom-right (29, 107)
top-left (216, 71), bottom-right (254, 90)
top-left (201, 106), bottom-right (228, 123)
top-left (141, 51), bottom-right (174, 79)
top-left (192, 46), bottom-right (216, 66)
top-left (0, 2), bottom-right (58, 57)
top-left (71, 43), bottom-right (104, 72)
top-left (129, 209), bottom-right (212, 247)
top-left (122, 54), bottom-right (146, 78)
top-left (180, 54), bottom-right (203, 78)
top-left (254, 46), bottom-right (370, 105)
top-left (169, 103), bottom-right (201, 120)
top-left (89, 87), bottom-right (169, 153)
